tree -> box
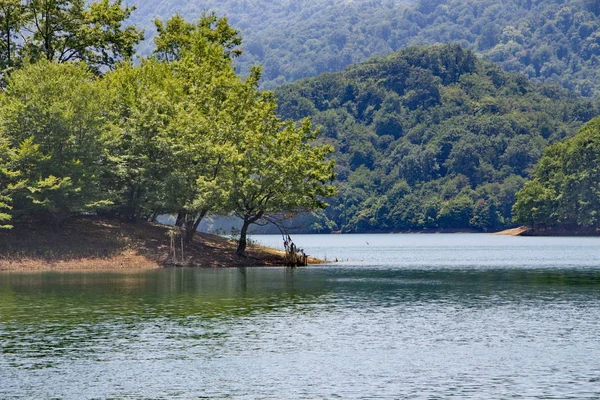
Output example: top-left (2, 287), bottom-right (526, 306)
top-left (102, 59), bottom-right (185, 222)
top-left (150, 13), bottom-right (250, 242)
top-left (225, 100), bottom-right (336, 255)
top-left (0, 60), bottom-right (113, 225)
top-left (161, 53), bottom-right (246, 242)
top-left (512, 180), bottom-right (556, 229)
top-left (0, 0), bottom-right (142, 73)
top-left (513, 117), bottom-right (600, 230)
top-left (0, 0), bottom-right (23, 75)
top-left (154, 12), bottom-right (241, 63)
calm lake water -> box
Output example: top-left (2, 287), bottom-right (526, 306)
top-left (1, 234), bottom-right (600, 399)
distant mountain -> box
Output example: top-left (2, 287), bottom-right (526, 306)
top-left (126, 0), bottom-right (600, 96)
top-left (274, 45), bottom-right (597, 232)
top-left (124, 0), bottom-right (415, 89)
top-left (403, 0), bottom-right (600, 98)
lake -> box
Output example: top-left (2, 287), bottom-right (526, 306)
top-left (1, 234), bottom-right (600, 399)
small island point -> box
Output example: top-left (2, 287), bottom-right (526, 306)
top-left (0, 216), bottom-right (322, 272)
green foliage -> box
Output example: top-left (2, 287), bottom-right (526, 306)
top-left (97, 13), bottom-right (251, 228)
top-left (276, 45), bottom-right (596, 232)
top-left (124, 0), bottom-right (600, 95)
top-left (0, 0), bottom-right (142, 81)
top-left (402, 0), bottom-right (600, 98)
top-left (226, 111), bottom-right (336, 254)
top-left (512, 180), bottom-right (557, 228)
top-left (102, 59), bottom-right (186, 221)
top-left (514, 117), bottom-right (600, 229)
top-left (124, 0), bottom-right (415, 89)
top-left (0, 0), bottom-right (23, 74)
top-left (0, 61), bottom-right (112, 224)
top-left (0, 132), bottom-right (14, 229)
top-left (154, 12), bottom-right (242, 63)
top-left (0, 12), bottom-right (336, 253)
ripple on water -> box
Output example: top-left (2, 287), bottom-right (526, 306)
top-left (1, 236), bottom-right (600, 399)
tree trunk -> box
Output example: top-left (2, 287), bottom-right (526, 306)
top-left (123, 185), bottom-right (139, 222)
top-left (44, 6), bottom-right (52, 60)
top-left (5, 8), bottom-right (11, 66)
top-left (185, 209), bottom-right (207, 243)
top-left (237, 218), bottom-right (251, 257)
top-left (236, 211), bottom-right (263, 257)
top-left (175, 210), bottom-right (185, 227)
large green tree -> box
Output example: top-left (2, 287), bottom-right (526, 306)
top-left (225, 101), bottom-right (336, 255)
top-left (0, 60), bottom-right (112, 225)
top-left (144, 13), bottom-right (247, 241)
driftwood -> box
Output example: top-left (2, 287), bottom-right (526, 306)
top-left (283, 234), bottom-right (308, 267)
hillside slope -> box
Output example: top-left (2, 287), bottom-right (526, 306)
top-left (126, 0), bottom-right (600, 95)
top-left (275, 45), bottom-right (597, 232)
top-left (125, 0), bottom-right (414, 88)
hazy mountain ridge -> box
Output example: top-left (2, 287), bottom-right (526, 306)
top-left (124, 0), bottom-right (414, 87)
top-left (126, 0), bottom-right (600, 96)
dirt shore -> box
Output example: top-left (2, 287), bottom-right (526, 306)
top-left (491, 226), bottom-right (530, 236)
top-left (492, 226), bottom-right (600, 236)
top-left (0, 216), bottom-right (320, 272)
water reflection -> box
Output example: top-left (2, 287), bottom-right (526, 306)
top-left (1, 260), bottom-right (600, 398)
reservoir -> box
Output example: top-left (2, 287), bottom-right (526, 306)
top-left (1, 234), bottom-right (600, 399)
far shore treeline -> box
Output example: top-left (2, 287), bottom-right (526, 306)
top-left (0, 1), bottom-right (335, 256)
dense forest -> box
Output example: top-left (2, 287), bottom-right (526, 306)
top-left (125, 0), bottom-right (414, 88)
top-left (513, 117), bottom-right (600, 231)
top-left (275, 45), bottom-right (598, 232)
top-left (126, 0), bottom-right (600, 97)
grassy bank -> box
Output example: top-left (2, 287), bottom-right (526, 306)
top-left (0, 216), bottom-right (316, 271)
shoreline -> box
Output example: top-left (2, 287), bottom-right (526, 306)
top-left (0, 217), bottom-right (322, 272)
top-left (329, 226), bottom-right (600, 236)
top-left (493, 226), bottom-right (600, 237)
top-left (491, 226), bottom-right (530, 236)
top-left (2, 218), bottom-right (596, 272)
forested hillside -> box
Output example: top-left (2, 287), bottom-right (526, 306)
top-left (126, 0), bottom-right (600, 96)
top-left (125, 0), bottom-right (414, 89)
top-left (275, 45), bottom-right (598, 232)
top-left (513, 117), bottom-right (600, 231)
top-left (403, 0), bottom-right (600, 98)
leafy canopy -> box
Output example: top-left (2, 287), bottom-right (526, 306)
top-left (0, 60), bottom-right (112, 224)
top-left (275, 44), bottom-right (597, 232)
top-left (0, 0), bottom-right (143, 79)
top-left (513, 117), bottom-right (600, 230)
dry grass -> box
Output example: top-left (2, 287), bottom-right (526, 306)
top-left (0, 216), bottom-right (306, 271)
